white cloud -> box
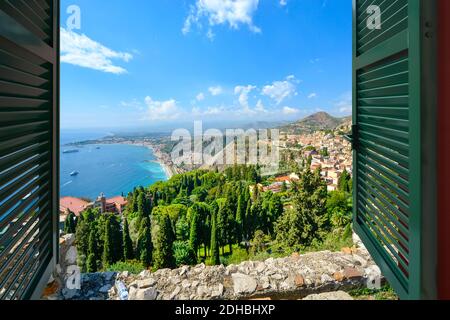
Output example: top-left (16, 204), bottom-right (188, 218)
top-left (234, 85), bottom-right (256, 111)
top-left (183, 0), bottom-right (261, 36)
top-left (144, 97), bottom-right (180, 121)
top-left (262, 75), bottom-right (298, 104)
top-left (209, 86), bottom-right (223, 96)
top-left (192, 106), bottom-right (225, 116)
top-left (282, 106), bottom-right (300, 115)
top-left (196, 93), bottom-right (205, 101)
top-left (120, 99), bottom-right (143, 110)
top-left (255, 99), bottom-right (266, 112)
top-left (280, 0), bottom-right (288, 6)
top-left (206, 29), bottom-right (216, 40)
top-left (335, 92), bottom-right (352, 114)
top-left (308, 93), bottom-right (317, 99)
top-left (60, 28), bottom-right (132, 74)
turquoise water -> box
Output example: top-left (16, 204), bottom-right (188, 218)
top-left (60, 143), bottom-right (167, 199)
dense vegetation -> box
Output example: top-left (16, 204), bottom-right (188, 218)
top-left (68, 165), bottom-right (353, 273)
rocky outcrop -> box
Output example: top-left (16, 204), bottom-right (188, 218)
top-left (108, 248), bottom-right (382, 300)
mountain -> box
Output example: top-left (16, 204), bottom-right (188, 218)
top-left (279, 112), bottom-right (351, 134)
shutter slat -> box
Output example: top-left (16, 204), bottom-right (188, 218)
top-left (0, 160), bottom-right (50, 202)
top-left (0, 65), bottom-right (49, 87)
top-left (0, 151), bottom-right (50, 194)
top-left (0, 191), bottom-right (49, 241)
top-left (0, 171), bottom-right (49, 215)
top-left (0, 218), bottom-right (51, 300)
top-left (357, 175), bottom-right (410, 229)
top-left (359, 155), bottom-right (410, 200)
top-left (357, 202), bottom-right (410, 273)
top-left (14, 243), bottom-right (52, 300)
top-left (358, 187), bottom-right (410, 247)
top-left (0, 80), bottom-right (49, 98)
top-left (0, 2), bottom-right (49, 43)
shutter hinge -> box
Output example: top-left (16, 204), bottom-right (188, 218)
top-left (344, 124), bottom-right (358, 150)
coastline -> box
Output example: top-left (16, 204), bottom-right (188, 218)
top-left (110, 141), bottom-right (176, 180)
top-left (60, 143), bottom-right (169, 199)
top-left (64, 137), bottom-right (178, 181)
top-left (140, 143), bottom-right (175, 179)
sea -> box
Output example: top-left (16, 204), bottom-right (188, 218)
top-left (60, 130), bottom-right (168, 200)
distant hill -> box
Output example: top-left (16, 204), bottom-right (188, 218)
top-left (279, 112), bottom-right (351, 134)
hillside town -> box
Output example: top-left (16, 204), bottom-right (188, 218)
top-left (278, 129), bottom-right (353, 192)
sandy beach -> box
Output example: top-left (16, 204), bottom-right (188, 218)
top-left (127, 142), bottom-right (176, 180)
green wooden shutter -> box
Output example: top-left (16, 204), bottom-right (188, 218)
top-left (352, 0), bottom-right (437, 299)
top-left (0, 0), bottom-right (59, 299)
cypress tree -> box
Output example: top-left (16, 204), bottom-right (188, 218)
top-left (244, 200), bottom-right (252, 240)
top-left (235, 195), bottom-right (245, 243)
top-left (153, 214), bottom-right (175, 269)
top-left (86, 229), bottom-right (99, 272)
top-left (210, 211), bottom-right (220, 265)
top-left (137, 192), bottom-right (147, 220)
top-left (123, 217), bottom-right (134, 260)
top-left (102, 218), bottom-right (114, 266)
top-left (75, 217), bottom-right (91, 272)
top-left (137, 217), bottom-right (153, 268)
top-left (189, 208), bottom-right (200, 255)
top-left (275, 169), bottom-right (327, 249)
top-left (338, 169), bottom-right (351, 193)
top-left (216, 203), bottom-right (227, 254)
top-left (64, 211), bottom-right (77, 234)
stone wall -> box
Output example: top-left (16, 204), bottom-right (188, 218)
top-left (109, 247), bottom-right (381, 300)
top-left (43, 233), bottom-right (382, 300)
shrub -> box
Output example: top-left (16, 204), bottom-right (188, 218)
top-left (106, 260), bottom-right (145, 274)
top-left (173, 241), bottom-right (197, 267)
top-left (226, 246), bottom-right (249, 265)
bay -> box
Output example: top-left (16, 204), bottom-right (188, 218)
top-left (60, 143), bottom-right (167, 200)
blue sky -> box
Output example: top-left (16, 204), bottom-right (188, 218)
top-left (60, 0), bottom-right (352, 131)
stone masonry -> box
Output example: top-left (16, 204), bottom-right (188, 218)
top-left (43, 233), bottom-right (382, 300)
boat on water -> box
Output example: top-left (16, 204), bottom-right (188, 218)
top-left (63, 149), bottom-right (79, 154)
top-left (70, 171), bottom-right (79, 176)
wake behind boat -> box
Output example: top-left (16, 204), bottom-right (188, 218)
top-left (63, 149), bottom-right (79, 154)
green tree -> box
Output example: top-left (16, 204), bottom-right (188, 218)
top-left (250, 230), bottom-right (269, 255)
top-left (244, 200), bottom-right (252, 240)
top-left (235, 195), bottom-right (245, 243)
top-left (102, 215), bottom-right (123, 267)
top-left (173, 241), bottom-right (197, 267)
top-left (137, 192), bottom-right (149, 221)
top-left (188, 207), bottom-right (201, 255)
top-left (275, 169), bottom-right (328, 249)
top-left (102, 218), bottom-right (114, 267)
top-left (338, 169), bottom-right (351, 193)
top-left (86, 229), bottom-right (99, 272)
top-left (75, 216), bottom-right (91, 272)
top-left (123, 217), bottom-right (134, 260)
top-left (153, 214), bottom-right (175, 269)
top-left (64, 211), bottom-right (77, 234)
top-left (210, 211), bottom-right (220, 265)
top-left (175, 215), bottom-right (190, 241)
top-left (137, 217), bottom-right (153, 268)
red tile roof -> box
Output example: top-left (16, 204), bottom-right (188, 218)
top-left (60, 197), bottom-right (89, 216)
top-left (106, 196), bottom-right (128, 206)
